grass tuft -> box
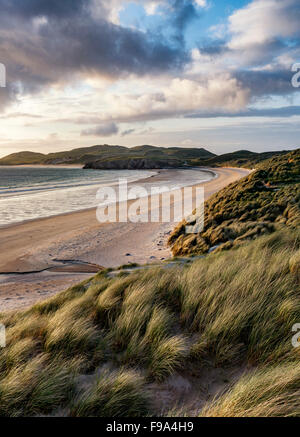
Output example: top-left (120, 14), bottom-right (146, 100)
top-left (71, 369), bottom-right (150, 417)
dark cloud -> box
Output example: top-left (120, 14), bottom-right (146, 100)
top-left (236, 70), bottom-right (295, 98)
top-left (0, 84), bottom-right (19, 111)
top-left (198, 37), bottom-right (290, 67)
top-left (171, 0), bottom-right (199, 45)
top-left (37, 16), bottom-right (186, 76)
top-left (81, 122), bottom-right (119, 137)
top-left (0, 0), bottom-right (299, 120)
top-left (198, 41), bottom-right (228, 56)
top-left (0, 0), bottom-right (190, 110)
top-left (0, 0), bottom-right (87, 20)
top-left (121, 128), bottom-right (135, 136)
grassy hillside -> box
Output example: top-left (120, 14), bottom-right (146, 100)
top-left (0, 151), bottom-right (46, 165)
top-left (0, 144), bottom-right (292, 169)
top-left (0, 228), bottom-right (299, 417)
top-left (192, 150), bottom-right (289, 169)
top-left (169, 149), bottom-right (300, 256)
top-left (0, 145), bottom-right (215, 166)
top-left (83, 156), bottom-right (183, 169)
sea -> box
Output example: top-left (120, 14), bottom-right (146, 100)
top-left (0, 166), bottom-right (214, 226)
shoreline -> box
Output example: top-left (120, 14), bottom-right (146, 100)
top-left (0, 168), bottom-right (213, 230)
top-left (0, 167), bottom-right (250, 312)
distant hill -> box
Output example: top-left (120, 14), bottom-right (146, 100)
top-left (191, 149), bottom-right (290, 169)
top-left (0, 151), bottom-right (46, 165)
top-left (0, 145), bottom-right (296, 170)
top-left (0, 145), bottom-right (215, 167)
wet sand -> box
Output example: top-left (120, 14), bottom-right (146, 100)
top-left (0, 167), bottom-right (250, 312)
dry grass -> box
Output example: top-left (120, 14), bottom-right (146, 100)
top-left (71, 369), bottom-right (149, 417)
top-left (169, 150), bottom-right (300, 256)
top-left (0, 354), bottom-right (81, 417)
top-left (201, 363), bottom-right (300, 417)
top-left (0, 228), bottom-right (299, 416)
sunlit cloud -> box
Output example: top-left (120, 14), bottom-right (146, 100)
top-left (0, 0), bottom-right (299, 156)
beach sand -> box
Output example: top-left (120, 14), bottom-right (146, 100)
top-left (0, 167), bottom-right (250, 311)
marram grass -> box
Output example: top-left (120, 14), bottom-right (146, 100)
top-left (0, 228), bottom-right (299, 416)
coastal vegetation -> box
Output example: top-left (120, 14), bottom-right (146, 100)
top-left (191, 149), bottom-right (289, 169)
top-left (0, 148), bottom-right (299, 417)
top-left (0, 144), bottom-right (214, 167)
top-left (0, 226), bottom-right (299, 416)
top-left (0, 151), bottom-right (48, 166)
top-left (169, 149), bottom-right (300, 256)
top-left (0, 144), bottom-right (288, 169)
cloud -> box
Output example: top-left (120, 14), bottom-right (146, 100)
top-left (0, 0), bottom-right (87, 20)
top-left (0, 112), bottom-right (43, 119)
top-left (185, 106), bottom-right (300, 119)
top-left (121, 128), bottom-right (136, 136)
top-left (219, 0), bottom-right (300, 68)
top-left (48, 132), bottom-right (58, 139)
top-left (0, 85), bottom-right (19, 111)
top-left (139, 126), bottom-right (155, 135)
top-left (194, 0), bottom-right (207, 7)
top-left (228, 0), bottom-right (300, 50)
top-left (172, 0), bottom-right (199, 45)
top-left (0, 0), bottom-right (299, 126)
top-left (81, 121), bottom-right (119, 137)
top-left (104, 75), bottom-right (250, 121)
top-left (193, 0), bottom-right (300, 102)
top-left (141, 0), bottom-right (207, 15)
top-left (0, 0), bottom-right (190, 110)
top-left (62, 74), bottom-right (250, 125)
top-left (235, 69), bottom-right (295, 98)
top-left (141, 1), bottom-right (202, 46)
top-left (219, 0), bottom-right (300, 67)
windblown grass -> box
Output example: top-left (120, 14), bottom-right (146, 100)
top-left (0, 228), bottom-right (299, 416)
top-left (0, 354), bottom-right (80, 417)
top-left (169, 149), bottom-right (300, 256)
top-left (201, 363), bottom-right (300, 417)
top-left (71, 369), bottom-right (149, 417)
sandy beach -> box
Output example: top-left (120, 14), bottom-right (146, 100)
top-left (0, 167), bottom-right (250, 311)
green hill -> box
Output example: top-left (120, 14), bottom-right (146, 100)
top-left (169, 149), bottom-right (300, 256)
top-left (0, 144), bottom-right (293, 169)
top-left (191, 149), bottom-right (290, 169)
top-left (0, 145), bottom-right (215, 167)
top-left (0, 151), bottom-right (46, 165)
top-left (43, 145), bottom-right (128, 165)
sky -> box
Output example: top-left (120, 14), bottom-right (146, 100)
top-left (0, 0), bottom-right (299, 157)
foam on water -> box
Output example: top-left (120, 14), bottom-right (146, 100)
top-left (0, 166), bottom-right (214, 226)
